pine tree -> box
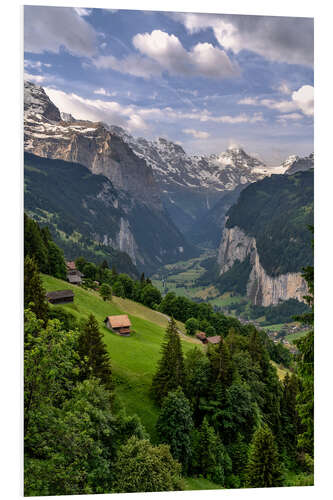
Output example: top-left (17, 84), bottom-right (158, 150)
top-left (24, 255), bottom-right (49, 324)
top-left (295, 227), bottom-right (314, 460)
top-left (156, 387), bottom-right (193, 472)
top-left (151, 317), bottom-right (185, 405)
top-left (78, 314), bottom-right (114, 392)
top-left (245, 425), bottom-right (282, 488)
top-left (281, 373), bottom-right (300, 463)
top-left (208, 338), bottom-right (233, 391)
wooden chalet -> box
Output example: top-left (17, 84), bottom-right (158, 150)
top-left (195, 331), bottom-right (208, 344)
top-left (206, 335), bottom-right (221, 345)
top-left (104, 314), bottom-right (131, 336)
top-left (46, 289), bottom-right (74, 305)
top-left (66, 261), bottom-right (83, 285)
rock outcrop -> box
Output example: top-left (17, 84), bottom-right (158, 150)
top-left (217, 225), bottom-right (307, 306)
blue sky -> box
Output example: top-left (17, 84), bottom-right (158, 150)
top-left (24, 6), bottom-right (314, 164)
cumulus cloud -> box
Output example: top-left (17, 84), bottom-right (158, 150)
top-left (24, 6), bottom-right (97, 57)
top-left (44, 87), bottom-right (147, 131)
top-left (173, 13), bottom-right (313, 67)
top-left (24, 60), bottom-right (52, 70)
top-left (132, 30), bottom-right (239, 78)
top-left (183, 129), bottom-right (210, 139)
top-left (291, 85), bottom-right (314, 116)
top-left (93, 30), bottom-right (239, 79)
top-left (238, 85), bottom-right (314, 117)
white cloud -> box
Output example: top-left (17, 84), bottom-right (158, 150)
top-left (238, 85), bottom-right (314, 117)
top-left (24, 60), bottom-right (52, 70)
top-left (277, 113), bottom-right (304, 121)
top-left (93, 88), bottom-right (117, 97)
top-left (132, 30), bottom-right (239, 78)
top-left (174, 13), bottom-right (313, 67)
top-left (183, 129), bottom-right (210, 139)
top-left (24, 72), bottom-right (47, 84)
top-left (93, 30), bottom-right (239, 80)
top-left (292, 85), bottom-right (314, 116)
top-left (74, 8), bottom-right (92, 17)
top-left (44, 87), bottom-right (148, 132)
top-left (24, 6), bottom-right (97, 57)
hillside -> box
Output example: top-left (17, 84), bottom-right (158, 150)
top-left (25, 152), bottom-right (194, 274)
top-left (225, 170), bottom-right (314, 276)
top-left (41, 274), bottom-right (202, 439)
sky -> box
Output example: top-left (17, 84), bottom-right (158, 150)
top-left (24, 6), bottom-right (314, 164)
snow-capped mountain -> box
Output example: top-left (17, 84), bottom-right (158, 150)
top-left (109, 125), bottom-right (270, 192)
top-left (283, 153), bottom-right (314, 175)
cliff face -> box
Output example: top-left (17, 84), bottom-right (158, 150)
top-left (217, 225), bottom-right (307, 306)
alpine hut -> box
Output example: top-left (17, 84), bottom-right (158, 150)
top-left (104, 314), bottom-right (131, 336)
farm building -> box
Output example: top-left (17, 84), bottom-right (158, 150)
top-left (66, 261), bottom-right (83, 285)
top-left (46, 289), bottom-right (74, 305)
top-left (195, 331), bottom-right (207, 343)
top-left (104, 314), bottom-right (131, 336)
top-left (206, 335), bottom-right (221, 345)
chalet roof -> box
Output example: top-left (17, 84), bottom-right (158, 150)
top-left (107, 314), bottom-right (131, 328)
top-left (66, 261), bottom-right (76, 271)
top-left (196, 332), bottom-right (207, 340)
top-left (207, 335), bottom-right (221, 344)
top-left (46, 290), bottom-right (74, 300)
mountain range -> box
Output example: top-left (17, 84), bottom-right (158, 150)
top-left (24, 81), bottom-right (314, 298)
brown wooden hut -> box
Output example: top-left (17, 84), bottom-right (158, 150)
top-left (104, 314), bottom-right (131, 336)
top-left (195, 331), bottom-right (208, 344)
top-left (46, 289), bottom-right (74, 305)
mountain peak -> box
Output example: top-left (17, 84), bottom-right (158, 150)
top-left (24, 80), bottom-right (61, 122)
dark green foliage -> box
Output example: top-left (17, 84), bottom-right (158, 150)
top-left (185, 317), bottom-right (199, 336)
top-left (25, 213), bottom-right (66, 279)
top-left (216, 256), bottom-right (252, 295)
top-left (151, 318), bottom-right (185, 405)
top-left (141, 284), bottom-right (162, 308)
top-left (295, 226), bottom-right (314, 460)
top-left (24, 256), bottom-right (49, 324)
top-left (82, 262), bottom-right (97, 280)
top-left (112, 436), bottom-right (182, 493)
top-left (99, 283), bottom-right (112, 301)
top-left (184, 348), bottom-right (210, 425)
top-left (156, 388), bottom-right (194, 471)
top-left (226, 170), bottom-right (314, 276)
top-left (190, 417), bottom-right (232, 486)
top-left (78, 314), bottom-right (114, 392)
top-left (48, 307), bottom-right (78, 331)
top-left (112, 280), bottom-right (126, 298)
top-left (249, 298), bottom-right (310, 325)
top-left (245, 425), bottom-right (283, 488)
top-left (280, 373), bottom-right (301, 464)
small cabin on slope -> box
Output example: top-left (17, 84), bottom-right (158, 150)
top-left (104, 314), bottom-right (131, 336)
top-left (206, 335), bottom-right (221, 345)
top-left (46, 289), bottom-right (74, 305)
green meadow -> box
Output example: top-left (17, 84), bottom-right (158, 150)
top-left (42, 275), bottom-right (202, 441)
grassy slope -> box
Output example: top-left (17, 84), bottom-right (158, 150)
top-left (42, 274), bottom-right (202, 441)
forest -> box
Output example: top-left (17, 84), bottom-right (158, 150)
top-left (24, 214), bottom-right (314, 494)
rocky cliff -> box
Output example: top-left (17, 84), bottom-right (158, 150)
top-left (217, 225), bottom-right (308, 306)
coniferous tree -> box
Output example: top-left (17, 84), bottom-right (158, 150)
top-left (295, 226), bottom-right (314, 461)
top-left (78, 314), bottom-right (113, 392)
top-left (156, 387), bottom-right (193, 471)
top-left (280, 372), bottom-right (300, 463)
top-left (245, 425), bottom-right (282, 488)
top-left (151, 318), bottom-right (185, 405)
top-left (24, 255), bottom-right (49, 324)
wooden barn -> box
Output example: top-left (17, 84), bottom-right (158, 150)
top-left (206, 335), bottom-right (221, 345)
top-left (46, 289), bottom-right (74, 305)
top-left (104, 314), bottom-right (131, 336)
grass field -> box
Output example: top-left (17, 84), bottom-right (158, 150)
top-left (42, 275), bottom-right (202, 440)
top-left (183, 477), bottom-right (223, 490)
